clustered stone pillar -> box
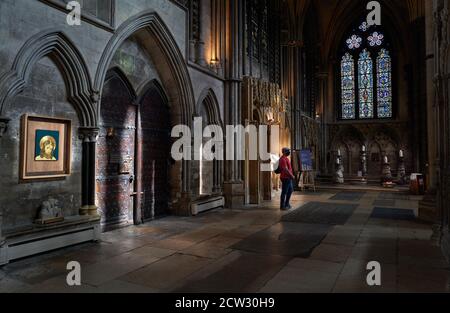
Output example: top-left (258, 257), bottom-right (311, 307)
top-left (79, 127), bottom-right (100, 217)
top-left (433, 0), bottom-right (450, 251)
top-left (0, 116), bottom-right (9, 246)
top-left (223, 0), bottom-right (245, 208)
top-left (0, 210), bottom-right (4, 247)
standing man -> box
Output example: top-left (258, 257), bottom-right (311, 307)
top-left (279, 148), bottom-right (295, 210)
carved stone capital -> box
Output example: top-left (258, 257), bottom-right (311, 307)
top-left (90, 90), bottom-right (100, 104)
top-left (0, 116), bottom-right (11, 138)
top-left (78, 127), bottom-right (100, 143)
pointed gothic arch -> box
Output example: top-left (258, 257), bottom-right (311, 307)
top-left (0, 30), bottom-right (95, 127)
top-left (94, 11), bottom-right (196, 199)
top-left (105, 67), bottom-right (138, 101)
top-left (197, 88), bottom-right (223, 195)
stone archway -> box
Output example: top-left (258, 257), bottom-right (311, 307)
top-left (94, 11), bottom-right (196, 215)
top-left (0, 30), bottom-right (95, 127)
top-left (137, 80), bottom-right (172, 221)
top-left (197, 88), bottom-right (223, 196)
top-left (97, 67), bottom-right (138, 227)
top-left (0, 30), bottom-right (98, 217)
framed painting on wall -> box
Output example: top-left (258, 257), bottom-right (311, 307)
top-left (20, 114), bottom-right (72, 182)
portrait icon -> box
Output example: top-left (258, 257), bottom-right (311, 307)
top-left (35, 130), bottom-right (59, 161)
top-left (20, 115), bottom-right (71, 182)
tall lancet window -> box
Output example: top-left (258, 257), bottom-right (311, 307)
top-left (358, 49), bottom-right (374, 118)
top-left (377, 49), bottom-right (393, 118)
top-left (341, 53), bottom-right (356, 119)
top-left (339, 19), bottom-right (393, 120)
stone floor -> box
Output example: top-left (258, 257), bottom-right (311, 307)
top-left (1, 190), bottom-right (449, 293)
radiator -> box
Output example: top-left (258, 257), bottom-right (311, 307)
top-left (0, 222), bottom-right (100, 266)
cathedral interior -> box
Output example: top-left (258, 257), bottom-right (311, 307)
top-left (0, 0), bottom-right (450, 295)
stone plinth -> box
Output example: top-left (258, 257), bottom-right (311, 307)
top-left (223, 182), bottom-right (245, 209)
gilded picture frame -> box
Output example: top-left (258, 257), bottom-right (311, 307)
top-left (20, 114), bottom-right (72, 182)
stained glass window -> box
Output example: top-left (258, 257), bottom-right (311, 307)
top-left (340, 20), bottom-right (392, 120)
top-left (368, 32), bottom-right (384, 46)
top-left (358, 49), bottom-right (374, 118)
top-left (359, 22), bottom-right (370, 32)
top-left (346, 35), bottom-right (362, 49)
top-left (341, 53), bottom-right (356, 119)
top-left (377, 49), bottom-right (392, 118)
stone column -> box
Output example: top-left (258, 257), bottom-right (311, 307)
top-left (223, 0), bottom-right (244, 208)
top-left (0, 207), bottom-right (4, 247)
top-left (79, 127), bottom-right (100, 217)
top-left (434, 0), bottom-right (450, 252)
top-left (426, 0), bottom-right (438, 191)
top-left (290, 45), bottom-right (303, 150)
top-left (0, 116), bottom-right (8, 246)
top-left (316, 72), bottom-right (328, 175)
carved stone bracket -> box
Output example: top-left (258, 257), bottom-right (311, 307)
top-left (0, 116), bottom-right (10, 138)
top-left (78, 127), bottom-right (100, 143)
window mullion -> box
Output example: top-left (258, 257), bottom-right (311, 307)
top-left (373, 52), bottom-right (378, 119)
top-left (355, 51), bottom-right (360, 120)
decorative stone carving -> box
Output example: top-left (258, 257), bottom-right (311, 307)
top-left (0, 116), bottom-right (10, 137)
top-left (243, 76), bottom-right (288, 126)
top-left (78, 127), bottom-right (100, 143)
top-left (35, 197), bottom-right (64, 225)
top-left (329, 122), bottom-right (410, 179)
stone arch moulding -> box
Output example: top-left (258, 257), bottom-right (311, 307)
top-left (94, 10), bottom-right (196, 198)
top-left (94, 11), bottom-right (195, 124)
top-left (137, 79), bottom-right (169, 106)
top-left (0, 30), bottom-right (96, 127)
top-left (197, 88), bottom-right (223, 127)
top-left (106, 67), bottom-right (138, 101)
top-left (197, 87), bottom-right (224, 195)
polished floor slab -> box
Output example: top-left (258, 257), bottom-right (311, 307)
top-left (0, 189), bottom-right (449, 293)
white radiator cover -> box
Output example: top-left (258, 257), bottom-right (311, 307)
top-left (0, 217), bottom-right (100, 266)
top-left (191, 196), bottom-right (225, 216)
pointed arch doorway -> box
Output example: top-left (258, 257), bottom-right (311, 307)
top-left (97, 69), bottom-right (171, 228)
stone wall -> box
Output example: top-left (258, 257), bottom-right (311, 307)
top-left (109, 36), bottom-right (162, 92)
top-left (0, 57), bottom-right (81, 231)
top-left (328, 123), bottom-right (413, 179)
top-left (0, 0), bottom-right (227, 233)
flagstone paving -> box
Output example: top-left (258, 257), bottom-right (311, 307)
top-left (0, 190), bottom-right (449, 293)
